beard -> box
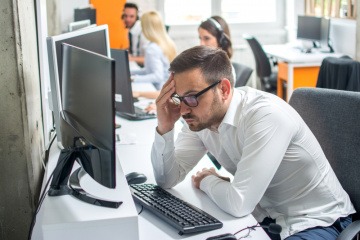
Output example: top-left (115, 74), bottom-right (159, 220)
top-left (183, 93), bottom-right (224, 132)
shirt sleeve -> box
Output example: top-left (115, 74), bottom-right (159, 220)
top-left (151, 124), bottom-right (208, 189)
top-left (132, 44), bottom-right (165, 89)
top-left (200, 103), bottom-right (297, 217)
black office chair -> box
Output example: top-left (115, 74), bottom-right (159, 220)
top-left (232, 62), bottom-right (253, 87)
top-left (316, 56), bottom-right (360, 92)
top-left (289, 88), bottom-right (360, 240)
top-left (243, 34), bottom-right (277, 94)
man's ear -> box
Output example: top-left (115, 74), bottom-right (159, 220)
top-left (219, 78), bottom-right (232, 100)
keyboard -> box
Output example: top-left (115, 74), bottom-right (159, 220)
top-left (129, 184), bottom-right (223, 235)
top-left (117, 106), bottom-right (156, 121)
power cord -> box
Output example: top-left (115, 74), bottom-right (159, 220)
top-left (137, 205), bottom-right (144, 215)
top-left (27, 133), bottom-right (57, 240)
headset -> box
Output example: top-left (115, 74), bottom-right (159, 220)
top-left (207, 17), bottom-right (227, 48)
top-left (122, 3), bottom-right (139, 20)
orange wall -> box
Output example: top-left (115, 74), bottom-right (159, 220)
top-left (90, 0), bottom-right (129, 49)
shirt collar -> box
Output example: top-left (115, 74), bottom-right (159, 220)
top-left (219, 88), bottom-right (244, 129)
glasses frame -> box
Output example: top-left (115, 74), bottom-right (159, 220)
top-left (171, 80), bottom-right (221, 107)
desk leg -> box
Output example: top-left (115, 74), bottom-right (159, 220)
top-left (277, 62), bottom-right (288, 101)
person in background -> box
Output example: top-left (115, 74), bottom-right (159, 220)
top-left (131, 11), bottom-right (177, 91)
top-left (151, 45), bottom-right (355, 240)
top-left (198, 16), bottom-right (233, 59)
top-left (138, 16), bottom-right (235, 111)
top-left (199, 16), bottom-right (238, 84)
top-left (122, 2), bottom-right (148, 66)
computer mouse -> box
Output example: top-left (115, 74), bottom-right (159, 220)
top-left (125, 172), bottom-right (147, 185)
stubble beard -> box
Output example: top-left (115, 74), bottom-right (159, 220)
top-left (186, 93), bottom-right (224, 132)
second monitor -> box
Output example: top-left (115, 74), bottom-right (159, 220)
top-left (297, 15), bottom-right (332, 52)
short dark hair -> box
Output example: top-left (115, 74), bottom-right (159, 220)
top-left (169, 45), bottom-right (234, 86)
top-left (124, 2), bottom-right (138, 11)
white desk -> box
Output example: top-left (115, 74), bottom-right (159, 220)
top-left (34, 116), bottom-right (270, 240)
top-left (33, 142), bottom-right (139, 240)
top-left (264, 44), bottom-right (343, 101)
top-left (116, 117), bottom-right (270, 239)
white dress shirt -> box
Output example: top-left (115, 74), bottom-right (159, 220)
top-left (131, 42), bottom-right (170, 90)
top-left (129, 20), bottom-right (148, 57)
top-left (151, 87), bottom-right (355, 239)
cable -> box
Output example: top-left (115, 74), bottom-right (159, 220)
top-left (27, 133), bottom-right (57, 240)
top-left (137, 205), bottom-right (144, 215)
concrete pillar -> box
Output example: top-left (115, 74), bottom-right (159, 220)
top-left (0, 0), bottom-right (44, 239)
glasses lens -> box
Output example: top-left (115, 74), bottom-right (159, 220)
top-left (171, 94), bottom-right (181, 105)
top-left (183, 96), bottom-right (198, 107)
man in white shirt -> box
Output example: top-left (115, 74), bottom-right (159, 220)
top-left (122, 2), bottom-right (148, 65)
top-left (151, 45), bottom-right (355, 240)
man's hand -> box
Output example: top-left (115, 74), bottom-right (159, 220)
top-left (155, 73), bottom-right (181, 135)
top-left (192, 167), bottom-right (230, 189)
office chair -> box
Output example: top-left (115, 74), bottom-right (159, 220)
top-left (289, 88), bottom-right (360, 240)
top-left (232, 62), bottom-right (253, 87)
top-left (316, 56), bottom-right (360, 92)
top-left (243, 34), bottom-right (277, 94)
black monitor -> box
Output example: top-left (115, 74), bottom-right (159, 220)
top-left (297, 15), bottom-right (331, 51)
top-left (74, 7), bottom-right (96, 24)
top-left (47, 25), bottom-right (110, 146)
top-left (48, 43), bottom-right (121, 208)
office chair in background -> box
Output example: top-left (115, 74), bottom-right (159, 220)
top-left (316, 56), bottom-right (360, 92)
top-left (289, 88), bottom-right (360, 240)
top-left (232, 62), bottom-right (253, 88)
top-left (243, 34), bottom-right (278, 94)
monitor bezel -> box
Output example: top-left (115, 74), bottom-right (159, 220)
top-left (47, 25), bottom-right (111, 145)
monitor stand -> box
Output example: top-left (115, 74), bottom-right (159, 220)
top-left (48, 148), bottom-right (122, 208)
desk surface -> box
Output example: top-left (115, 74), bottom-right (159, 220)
top-left (264, 44), bottom-right (344, 64)
top-left (116, 117), bottom-right (270, 239)
top-left (34, 113), bottom-right (270, 240)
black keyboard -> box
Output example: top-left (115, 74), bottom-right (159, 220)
top-left (130, 184), bottom-right (223, 235)
top-left (117, 106), bottom-right (156, 120)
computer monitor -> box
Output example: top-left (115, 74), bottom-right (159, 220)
top-left (68, 19), bottom-right (91, 32)
top-left (110, 49), bottom-right (156, 121)
top-left (297, 15), bottom-right (331, 51)
top-left (47, 25), bottom-right (110, 146)
top-left (48, 43), bottom-right (121, 208)
top-left (74, 7), bottom-right (96, 24)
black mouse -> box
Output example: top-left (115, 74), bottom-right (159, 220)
top-left (125, 172), bottom-right (147, 185)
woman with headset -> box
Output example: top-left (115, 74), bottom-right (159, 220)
top-left (198, 16), bottom-right (233, 60)
top-left (134, 16), bottom-right (236, 112)
top-left (131, 11), bottom-right (177, 91)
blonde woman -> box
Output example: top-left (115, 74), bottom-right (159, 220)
top-left (131, 11), bottom-right (177, 90)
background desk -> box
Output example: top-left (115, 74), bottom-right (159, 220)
top-left (264, 45), bottom-right (343, 101)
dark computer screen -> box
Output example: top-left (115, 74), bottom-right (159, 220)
top-left (47, 25), bottom-right (110, 145)
top-left (110, 49), bottom-right (135, 114)
top-left (61, 43), bottom-right (116, 189)
top-left (297, 15), bottom-right (330, 48)
top-left (74, 7), bottom-right (96, 24)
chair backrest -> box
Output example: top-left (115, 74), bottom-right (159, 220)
top-left (243, 34), bottom-right (272, 78)
top-left (316, 56), bottom-right (360, 91)
top-left (289, 88), bottom-right (360, 219)
top-left (232, 62), bottom-right (253, 88)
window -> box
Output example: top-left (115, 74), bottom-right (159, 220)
top-left (221, 0), bottom-right (277, 23)
top-left (164, 0), bottom-right (211, 25)
top-left (163, 0), bottom-right (279, 25)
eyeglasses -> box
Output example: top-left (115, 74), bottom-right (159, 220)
top-left (171, 80), bottom-right (221, 107)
